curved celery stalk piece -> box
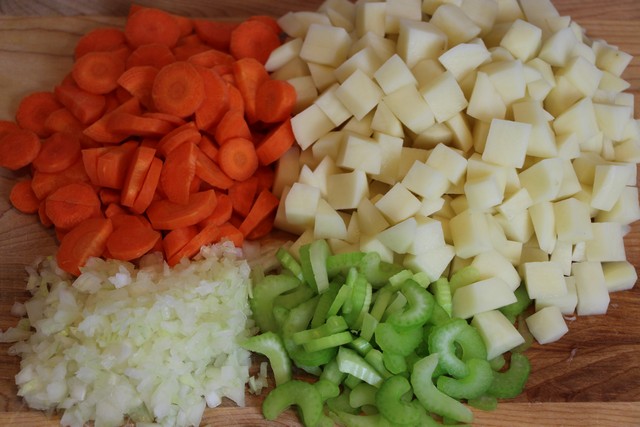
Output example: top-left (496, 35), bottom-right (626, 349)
top-left (275, 284), bottom-right (316, 309)
top-left (449, 265), bottom-right (481, 294)
top-left (314, 378), bottom-right (340, 401)
top-left (375, 322), bottom-right (423, 357)
top-left (276, 247), bottom-right (304, 281)
top-left (386, 279), bottom-right (435, 329)
top-left (411, 353), bottom-right (474, 424)
top-left (499, 283), bottom-right (532, 319)
top-left (436, 358), bottom-right (494, 399)
top-left (347, 336), bottom-right (373, 356)
top-left (304, 331), bottom-right (353, 352)
top-left (432, 277), bottom-right (452, 317)
top-left (311, 280), bottom-right (340, 328)
top-left (293, 315), bottom-right (349, 345)
top-left (357, 251), bottom-right (403, 288)
top-left (487, 352), bottom-right (531, 399)
top-left (327, 251), bottom-right (366, 278)
top-left (428, 302), bottom-right (452, 327)
top-left (349, 382), bottom-right (378, 409)
top-left (241, 331), bottom-right (291, 386)
top-left (333, 411), bottom-right (390, 427)
top-left (300, 239), bottom-right (332, 294)
top-left (468, 394), bottom-right (498, 411)
top-left (363, 349), bottom-right (393, 380)
top-left (427, 318), bottom-right (487, 378)
top-left (382, 350), bottom-right (407, 375)
top-left (327, 390), bottom-right (358, 415)
top-left (251, 274), bottom-right (300, 332)
top-left (337, 347), bottom-right (383, 387)
top-left (262, 379), bottom-right (323, 426)
top-left (320, 358), bottom-right (346, 386)
top-left (375, 375), bottom-right (421, 426)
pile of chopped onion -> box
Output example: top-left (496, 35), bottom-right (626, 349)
top-left (1, 241), bottom-right (254, 427)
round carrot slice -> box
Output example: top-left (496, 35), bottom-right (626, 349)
top-left (0, 129), bottom-right (41, 170)
top-left (151, 61), bottom-right (205, 118)
top-left (56, 217), bottom-right (114, 276)
top-left (32, 132), bottom-right (82, 173)
top-left (124, 8), bottom-right (181, 48)
top-left (45, 182), bottom-right (101, 230)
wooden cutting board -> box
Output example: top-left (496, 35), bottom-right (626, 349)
top-left (0, 1), bottom-right (639, 425)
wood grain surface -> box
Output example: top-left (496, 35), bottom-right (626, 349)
top-left (0, 1), bottom-right (639, 426)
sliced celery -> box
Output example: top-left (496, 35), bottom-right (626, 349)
top-left (337, 347), bottom-right (383, 387)
top-left (251, 274), bottom-right (301, 332)
top-left (386, 279), bottom-right (435, 329)
top-left (375, 375), bottom-right (421, 426)
top-left (241, 331), bottom-right (291, 386)
top-left (262, 379), bottom-right (323, 426)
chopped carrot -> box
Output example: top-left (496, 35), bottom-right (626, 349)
top-left (255, 79), bottom-right (297, 123)
top-left (248, 15), bottom-right (282, 35)
top-left (214, 109), bottom-right (251, 144)
top-left (194, 146), bottom-right (234, 190)
top-left (104, 202), bottom-right (127, 218)
top-left (226, 83), bottom-right (245, 113)
top-left (217, 221), bottom-right (244, 247)
top-left (146, 189), bottom-right (217, 230)
top-left (151, 61), bottom-right (205, 118)
top-left (199, 192), bottom-right (233, 227)
top-left (72, 50), bottom-right (126, 95)
top-left (74, 27), bottom-right (127, 59)
top-left (131, 156), bottom-right (163, 214)
top-left (229, 19), bottom-right (281, 64)
top-left (193, 19), bottom-right (238, 51)
top-left (126, 43), bottom-right (176, 69)
top-left (245, 211), bottom-right (275, 240)
top-left (106, 217), bottom-right (162, 261)
top-left (255, 118), bottom-right (295, 165)
top-left (217, 137), bottom-right (259, 181)
top-left (9, 179), bottom-right (40, 214)
top-left (124, 7), bottom-right (181, 48)
top-left (163, 225), bottom-right (199, 260)
top-left (238, 188), bottom-right (279, 237)
top-left (99, 188), bottom-right (121, 205)
top-left (32, 132), bottom-right (82, 173)
top-left (45, 182), bottom-right (101, 230)
top-left (187, 49), bottom-right (235, 68)
top-left (0, 129), bottom-right (41, 170)
top-left (31, 158), bottom-right (90, 200)
top-left (121, 145), bottom-right (156, 206)
top-left (254, 165), bottom-right (276, 192)
top-left (142, 112), bottom-right (186, 127)
top-left (156, 121), bottom-right (201, 156)
top-left (198, 134), bottom-right (218, 161)
top-left (56, 217), bottom-right (114, 275)
top-left (0, 120), bottom-right (20, 139)
top-left (117, 65), bottom-right (158, 109)
top-left (38, 201), bottom-right (53, 227)
top-left (81, 146), bottom-right (109, 185)
top-left (107, 112), bottom-right (175, 137)
top-left (83, 97), bottom-right (141, 144)
top-left (228, 177), bottom-right (258, 218)
top-left (44, 107), bottom-right (84, 135)
top-left (15, 91), bottom-right (62, 137)
top-left (167, 223), bottom-right (221, 266)
top-left (232, 57), bottom-right (270, 123)
top-left (54, 81), bottom-right (106, 124)
top-left (172, 42), bottom-right (211, 61)
top-left (95, 141), bottom-right (138, 189)
top-left (174, 14), bottom-right (194, 38)
top-left (160, 141), bottom-right (197, 205)
top-left (194, 66), bottom-right (229, 131)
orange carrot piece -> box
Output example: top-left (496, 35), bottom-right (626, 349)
top-left (0, 129), bottom-right (41, 170)
top-left (232, 57), bottom-right (270, 123)
top-left (126, 43), bottom-right (176, 69)
top-left (104, 202), bottom-right (127, 218)
top-left (124, 7), bottom-right (181, 48)
top-left (0, 120), bottom-right (20, 139)
top-left (199, 192), bottom-right (233, 227)
top-left (174, 14), bottom-right (194, 38)
top-left (45, 182), bottom-right (101, 230)
top-left (72, 50), bottom-right (126, 95)
top-left (95, 141), bottom-right (138, 189)
top-left (131, 156), bottom-right (163, 214)
top-left (194, 66), bottom-right (229, 131)
top-left (163, 225), bottom-right (198, 260)
top-left (151, 61), bottom-right (205, 118)
top-left (83, 97), bottom-right (141, 144)
top-left (56, 217), bottom-right (114, 275)
top-left (81, 146), bottom-right (109, 185)
top-left (106, 218), bottom-right (162, 261)
top-left (193, 19), bottom-right (239, 51)
top-left (167, 223), bottom-right (221, 266)
top-left (54, 81), bottom-right (106, 124)
top-left (156, 121), bottom-right (201, 157)
top-left (217, 137), bottom-right (259, 182)
top-left (217, 221), bottom-right (244, 247)
top-left (255, 79), bottom-right (297, 123)
top-left (226, 83), bottom-right (245, 114)
top-left (44, 107), bottom-right (84, 135)
top-left (160, 140), bottom-right (197, 205)
top-left (38, 201), bottom-right (53, 227)
top-left (245, 211), bottom-right (275, 240)
top-left (9, 179), bottom-right (40, 214)
top-left (99, 188), bottom-right (121, 205)
top-left (172, 42), bottom-right (211, 61)
top-left (247, 15), bottom-right (282, 35)
top-left (74, 27), bottom-right (127, 59)
top-left (108, 112), bottom-right (175, 137)
top-left (214, 109), bottom-right (251, 144)
top-left (198, 134), bottom-right (218, 161)
top-left (229, 19), bottom-right (281, 65)
top-left (187, 49), bottom-right (235, 68)
top-left (256, 118), bottom-right (295, 166)
top-left (121, 145), bottom-right (156, 207)
top-left (31, 158), bottom-right (90, 200)
top-left (194, 146), bottom-right (234, 190)
top-left (117, 65), bottom-right (158, 109)
top-left (142, 112), bottom-right (187, 127)
top-left (15, 91), bottom-right (62, 137)
top-left (228, 177), bottom-right (258, 218)
top-left (146, 189), bottom-right (217, 230)
top-left (254, 165), bottom-right (276, 192)
top-left (32, 132), bottom-right (82, 173)
top-left (238, 188), bottom-right (279, 237)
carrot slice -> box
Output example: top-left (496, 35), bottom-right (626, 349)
top-left (163, 225), bottom-right (199, 260)
top-left (108, 112), bottom-right (175, 137)
top-left (146, 189), bottom-right (217, 230)
top-left (167, 223), bottom-right (221, 266)
top-left (38, 201), bottom-right (53, 227)
top-left (45, 182), bottom-right (101, 230)
top-left (255, 79), bottom-right (297, 123)
top-left (83, 97), bottom-right (141, 143)
top-left (95, 141), bottom-right (138, 189)
top-left (255, 118), bottom-right (295, 166)
top-left (126, 43), bottom-right (176, 69)
top-left (228, 177), bottom-right (258, 218)
top-left (81, 146), bottom-right (109, 185)
top-left (15, 91), bottom-right (62, 137)
top-left (72, 50), bottom-right (126, 95)
top-left (217, 137), bottom-right (259, 182)
top-left (160, 141), bottom-right (197, 205)
top-left (229, 19), bottom-right (281, 64)
top-left (104, 202), bottom-right (127, 218)
top-left (199, 192), bottom-right (233, 227)
top-left (106, 218), bottom-right (161, 261)
top-left (99, 188), bottom-right (121, 205)
top-left (193, 19), bottom-right (238, 51)
top-left (31, 158), bottom-right (90, 200)
top-left (198, 134), bottom-right (219, 161)
top-left (54, 81), bottom-right (106, 124)
top-left (9, 179), bottom-right (40, 214)
top-left (117, 65), bottom-right (158, 109)
top-left (238, 188), bottom-right (279, 237)
top-left (32, 132), bottom-right (82, 173)
top-left (124, 7), bottom-right (181, 48)
top-left (187, 49), bottom-right (235, 68)
top-left (74, 27), bottom-right (127, 59)
top-left (194, 66), bottom-right (229, 131)
top-left (214, 109), bottom-right (251, 144)
top-left (254, 165), bottom-right (276, 192)
top-left (151, 61), bottom-right (205, 118)
top-left (0, 129), bottom-right (41, 170)
top-left (245, 211), bottom-right (275, 240)
top-left (156, 121), bottom-right (201, 157)
top-left (194, 146), bottom-right (234, 190)
top-left (0, 120), bottom-right (20, 139)
top-left (44, 107), bottom-right (84, 135)
top-left (56, 217), bottom-right (114, 275)
top-left (131, 156), bottom-right (163, 214)
top-left (142, 112), bottom-right (187, 127)
top-left (226, 84), bottom-right (245, 114)
top-left (121, 145), bottom-right (156, 207)
top-left (232, 57), bottom-right (270, 123)
top-left (217, 221), bottom-right (244, 247)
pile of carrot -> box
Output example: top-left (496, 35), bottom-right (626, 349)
top-left (0, 5), bottom-right (297, 275)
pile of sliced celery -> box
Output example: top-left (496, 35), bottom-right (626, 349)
top-left (243, 239), bottom-right (532, 426)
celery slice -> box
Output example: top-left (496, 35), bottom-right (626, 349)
top-left (251, 274), bottom-right (301, 332)
top-left (337, 347), bottom-right (383, 387)
top-left (436, 358), bottom-right (494, 399)
top-left (375, 375), bottom-right (421, 426)
top-left (262, 379), bottom-right (323, 426)
top-left (241, 331), bottom-right (291, 386)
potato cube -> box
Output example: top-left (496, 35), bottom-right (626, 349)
top-left (384, 0), bottom-right (422, 34)
top-left (336, 133), bottom-right (382, 175)
top-left (357, 197), bottom-right (390, 235)
top-left (499, 19), bottom-right (542, 62)
top-left (377, 217), bottom-right (417, 254)
top-left (438, 42), bottom-right (491, 82)
top-left (585, 222), bottom-right (627, 263)
top-left (481, 119), bottom-right (531, 168)
top-left (284, 182), bottom-right (322, 229)
top-left (602, 261), bottom-right (638, 292)
top-left (452, 277), bottom-right (517, 319)
top-left (553, 198), bottom-right (593, 244)
top-left (552, 97), bottom-right (600, 147)
top-left (471, 249), bottom-right (521, 291)
top-left (523, 261), bottom-right (567, 299)
top-left (277, 11), bottom-right (331, 39)
top-left (374, 54), bottom-right (418, 95)
top-left (374, 183), bottom-right (422, 224)
top-left (592, 40), bottom-right (633, 77)
top-left (591, 163), bottom-right (635, 212)
top-left (335, 69), bottom-right (383, 121)
top-left (350, 31), bottom-right (397, 62)
top-left (314, 198), bottom-right (348, 240)
top-left (402, 161), bottom-right (450, 199)
top-left (291, 104), bottom-right (336, 150)
top-left (408, 216), bottom-right (446, 255)
top-left (265, 37), bottom-right (303, 72)
top-left (498, 188), bottom-right (533, 220)
top-left (359, 235), bottom-right (394, 263)
top-left (518, 158), bottom-right (563, 203)
top-left (593, 103), bottom-right (633, 143)
top-left (314, 83), bottom-right (351, 127)
top-left (526, 306), bottom-right (569, 345)
top-left (308, 62), bottom-right (338, 92)
top-left (412, 59), bottom-right (446, 88)
top-left (370, 133), bottom-right (404, 184)
top-left (403, 244), bottom-right (456, 283)
top-left (398, 147), bottom-right (430, 178)
top-left (396, 20), bottom-right (447, 68)
top-left (413, 122), bottom-right (454, 149)
top-left (466, 72), bottom-right (507, 122)
top-left (426, 145), bottom-right (468, 186)
top-left (419, 71), bottom-right (469, 123)
top-left (471, 310), bottom-right (524, 359)
top-left (445, 113), bottom-right (474, 152)
top-left (334, 47), bottom-right (383, 84)
top-left (430, 4), bottom-right (481, 46)
top-left (326, 170), bottom-right (369, 210)
top-left (538, 27), bottom-right (578, 67)
top-left (383, 84), bottom-right (436, 134)
top-left (595, 186), bottom-right (640, 225)
top-left (371, 101), bottom-right (404, 139)
top-left (559, 55), bottom-right (603, 98)
top-left (529, 201), bottom-right (556, 254)
top-left (464, 174), bottom-right (504, 211)
top-left (494, 210), bottom-right (534, 243)
top-left (481, 60), bottom-right (526, 106)
top-left (535, 276), bottom-right (578, 315)
top-left (354, 1), bottom-right (386, 37)
top-left (572, 261), bottom-right (610, 316)
top-left (300, 23), bottom-right (352, 67)
top-left (450, 210), bottom-right (492, 259)
top-left (461, 0), bottom-right (499, 35)
top-left (288, 75), bottom-right (318, 113)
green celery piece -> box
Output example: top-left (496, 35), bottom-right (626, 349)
top-left (357, 252), bottom-right (404, 288)
top-left (287, 337), bottom-right (338, 368)
top-left (467, 394), bottom-right (498, 411)
top-left (375, 322), bottom-right (423, 357)
top-left (489, 354), bottom-right (507, 371)
top-left (411, 353), bottom-right (474, 424)
top-left (348, 382), bottom-right (378, 409)
top-left (427, 318), bottom-right (487, 378)
top-left (344, 273), bottom-right (372, 329)
top-left (487, 352), bottom-right (531, 399)
top-left (333, 411), bottom-right (388, 427)
top-left (363, 349), bottom-right (393, 380)
top-left (344, 373), bottom-right (363, 390)
top-left (456, 321), bottom-right (488, 361)
top-left (262, 379), bottom-right (323, 426)
top-left (274, 284), bottom-right (316, 309)
top-left (382, 350), bottom-right (407, 375)
top-left (375, 375), bottom-right (421, 426)
top-left (412, 271), bottom-right (431, 288)
top-left (241, 332), bottom-right (291, 386)
top-left (276, 247), bottom-right (304, 281)
top-left (432, 277), bottom-right (453, 317)
top-left (360, 312), bottom-right (378, 342)
top-left (436, 358), bottom-right (494, 399)
top-left (449, 265), bottom-right (481, 294)
top-left (303, 331), bottom-right (354, 352)
top-left (513, 313), bottom-right (535, 353)
top-left (388, 269), bottom-right (414, 288)
top-left (292, 315), bottom-right (349, 345)
top-left (348, 336), bottom-right (373, 356)
top-left (500, 283), bottom-right (532, 319)
top-left (251, 274), bottom-right (300, 332)
top-left (314, 378), bottom-right (340, 401)
top-left (369, 285), bottom-right (394, 322)
top-left (320, 358), bottom-right (346, 386)
top-left (280, 296), bottom-right (318, 337)
top-left (337, 347), bottom-right (383, 387)
top-left (311, 280), bottom-right (340, 328)
top-left (386, 279), bottom-right (435, 329)
top-left (326, 283), bottom-right (352, 318)
top-left (429, 301), bottom-right (452, 327)
top-left (310, 239), bottom-right (332, 293)
top-left (381, 292), bottom-right (407, 322)
top-left (326, 251), bottom-right (366, 278)
top-left (327, 389), bottom-right (359, 415)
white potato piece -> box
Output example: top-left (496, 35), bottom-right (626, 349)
top-left (419, 71), bottom-right (469, 123)
top-left (408, 216), bottom-right (447, 255)
top-left (314, 83), bottom-right (351, 127)
top-left (384, 0), bottom-right (422, 34)
top-left (602, 261), bottom-right (638, 292)
top-left (480, 59), bottom-right (526, 107)
top-left (464, 174), bottom-right (504, 211)
top-left (449, 210), bottom-right (492, 259)
top-left (374, 54), bottom-right (418, 95)
top-left (591, 163), bottom-right (635, 211)
top-left (553, 198), bottom-right (593, 244)
top-left (430, 3), bottom-right (481, 46)
top-left (593, 103), bottom-right (633, 142)
top-left (402, 161), bottom-right (450, 200)
top-left (452, 277), bottom-right (517, 319)
top-left (497, 188), bottom-right (533, 221)
top-left (326, 170), bottom-right (369, 210)
top-left (552, 97), bottom-right (600, 147)
top-left (265, 38), bottom-right (303, 72)
top-left (383, 84), bottom-right (436, 134)
top-left (403, 245), bottom-right (456, 283)
top-left (518, 158), bottom-right (563, 203)
top-left (357, 197), bottom-right (390, 235)
top-left (471, 249), bottom-right (521, 291)
top-left (370, 133), bottom-right (404, 184)
top-left (595, 186), bottom-right (640, 225)
top-left (371, 101), bottom-right (405, 139)
top-left (377, 217), bottom-right (417, 254)
top-left (374, 183), bottom-right (422, 224)
top-left (335, 69), bottom-right (383, 121)
top-left (334, 46), bottom-right (383, 83)
top-left (585, 222), bottom-right (627, 263)
top-left (354, 1), bottom-right (386, 37)
top-left (299, 23), bottom-right (352, 67)
top-left (284, 182), bottom-right (322, 229)
top-left (572, 261), bottom-right (610, 316)
top-left (523, 261), bottom-right (567, 299)
top-left (525, 305), bottom-right (569, 345)
top-left (538, 27), bottom-right (578, 67)
top-left (529, 201), bottom-right (556, 254)
top-left (359, 235), bottom-right (394, 263)
top-left (560, 55), bottom-right (603, 98)
top-left (438, 42), bottom-right (491, 82)
top-left (471, 310), bottom-right (524, 359)
top-left (288, 75), bottom-right (318, 113)
top-left (425, 143), bottom-right (468, 185)
top-left (592, 40), bottom-right (634, 77)
top-left (314, 198), bottom-right (348, 240)
top-left (535, 276), bottom-right (578, 315)
top-left (494, 210), bottom-right (534, 243)
top-left (396, 20), bottom-right (447, 68)
top-left (445, 112), bottom-right (474, 152)
top-left (466, 72), bottom-right (507, 122)
top-left (291, 104), bottom-right (336, 150)
top-left (277, 11), bottom-right (331, 39)
top-left (336, 133), bottom-right (382, 175)
top-left (308, 62), bottom-right (338, 92)
top-left (499, 19), bottom-right (542, 62)
top-left (482, 119), bottom-right (531, 168)
top-left (461, 0), bottom-right (499, 35)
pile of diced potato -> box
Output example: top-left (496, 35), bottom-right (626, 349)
top-left (269, 0), bottom-right (638, 352)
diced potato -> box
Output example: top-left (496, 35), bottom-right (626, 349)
top-left (449, 209), bottom-right (492, 258)
top-left (288, 75), bottom-right (318, 113)
top-left (345, 211), bottom-right (360, 244)
top-left (544, 75), bottom-right (584, 118)
top-left (471, 249), bottom-right (521, 290)
top-left (273, 147), bottom-right (301, 198)
top-left (591, 163), bottom-right (635, 211)
top-left (517, 0), bottom-right (560, 37)
top-left (350, 31), bottom-right (397, 62)
top-left (419, 71), bottom-right (469, 123)
top-left (585, 222), bottom-right (627, 263)
top-left (466, 72), bottom-right (507, 122)
top-left (284, 182), bottom-right (322, 229)
top-left (559, 55), bottom-right (603, 99)
top-left (430, 3), bottom-right (481, 46)
top-left (452, 277), bottom-right (517, 319)
top-left (535, 276), bottom-right (578, 315)
top-left (593, 103), bottom-right (633, 143)
top-left (370, 133), bottom-right (404, 184)
top-left (425, 143), bottom-right (468, 185)
top-left (538, 27), bottom-right (578, 67)
top-left (553, 198), bottom-right (593, 244)
top-left (556, 159), bottom-right (581, 200)
top-left (334, 47), bottom-right (383, 84)
top-left (357, 197), bottom-right (390, 235)
top-left (265, 38), bottom-right (303, 72)
top-left (307, 62), bottom-right (338, 92)
top-left (572, 261), bottom-right (610, 316)
top-left (371, 101), bottom-right (404, 139)
top-left (525, 305), bottom-right (569, 345)
top-left (335, 69), bottom-right (383, 121)
top-left (314, 83), bottom-right (351, 127)
top-left (354, 1), bottom-right (386, 37)
top-left (523, 261), bottom-right (567, 299)
top-left (402, 161), bottom-right (450, 199)
top-left (408, 216), bottom-right (446, 254)
top-left (467, 153), bottom-right (508, 195)
top-left (553, 98), bottom-right (600, 149)
top-left (464, 174), bottom-right (504, 211)
top-left (482, 119), bottom-right (531, 168)
top-left (326, 170), bottom-right (369, 210)
top-left (377, 217), bottom-right (417, 254)
top-left (497, 188), bottom-right (533, 220)
top-left (374, 54), bottom-right (418, 95)
top-left (480, 59), bottom-right (526, 107)
top-left (495, 0), bottom-right (525, 23)
top-left (471, 310), bottom-right (524, 359)
top-left (299, 23), bottom-right (352, 67)
top-left (518, 158), bottom-right (563, 203)
top-left (291, 104), bottom-right (336, 150)
top-left (396, 20), bottom-right (447, 68)
top-left (311, 131), bottom-right (343, 162)
top-left (384, 0), bottom-right (422, 34)
top-left (412, 59), bottom-right (446, 88)
top-left (419, 197), bottom-right (446, 217)
top-left (383, 84), bottom-right (436, 134)
top-left (445, 112), bottom-right (474, 152)
top-left (404, 244), bottom-right (456, 283)
top-left (461, 0), bottom-right (499, 35)
top-left (595, 186), bottom-right (640, 225)
top-left (277, 11), bottom-right (332, 39)
top-left (359, 235), bottom-right (394, 263)
top-left (556, 133), bottom-right (581, 160)
top-left (438, 42), bottom-right (491, 82)
top-left (499, 19), bottom-right (542, 62)
top-left (314, 198), bottom-right (348, 240)
top-left (529, 201), bottom-right (556, 254)
top-left (413, 122), bottom-right (454, 149)
top-left (602, 261), bottom-right (638, 292)
top-left (592, 40), bottom-right (634, 77)
top-left (494, 210), bottom-right (534, 243)
top-left (336, 133), bottom-right (382, 175)
top-left (374, 183), bottom-right (422, 224)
